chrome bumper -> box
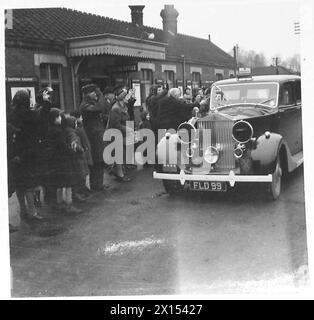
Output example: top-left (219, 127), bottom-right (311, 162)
top-left (153, 170), bottom-right (272, 187)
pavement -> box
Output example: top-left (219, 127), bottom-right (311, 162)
top-left (8, 165), bottom-right (309, 297)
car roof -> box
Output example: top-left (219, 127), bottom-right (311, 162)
top-left (214, 74), bottom-right (301, 85)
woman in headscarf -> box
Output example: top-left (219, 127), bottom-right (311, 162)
top-left (8, 89), bottom-right (44, 220)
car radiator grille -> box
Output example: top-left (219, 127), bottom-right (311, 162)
top-left (198, 119), bottom-right (235, 171)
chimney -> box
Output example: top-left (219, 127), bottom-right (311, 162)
top-left (208, 34), bottom-right (211, 42)
top-left (160, 4), bottom-right (179, 35)
top-left (129, 5), bottom-right (145, 27)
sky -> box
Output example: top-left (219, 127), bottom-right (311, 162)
top-left (75, 0), bottom-right (302, 63)
top-left (3, 0), bottom-right (302, 63)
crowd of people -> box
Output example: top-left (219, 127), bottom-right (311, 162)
top-left (7, 81), bottom-right (211, 232)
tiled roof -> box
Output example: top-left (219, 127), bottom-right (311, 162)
top-left (6, 8), bottom-right (235, 67)
top-left (252, 65), bottom-right (295, 75)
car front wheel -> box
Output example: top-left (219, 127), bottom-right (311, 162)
top-left (267, 156), bottom-right (282, 200)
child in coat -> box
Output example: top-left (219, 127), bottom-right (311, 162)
top-left (44, 109), bottom-right (82, 214)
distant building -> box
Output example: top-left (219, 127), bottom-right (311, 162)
top-left (5, 5), bottom-right (236, 111)
top-left (252, 65), bottom-right (298, 76)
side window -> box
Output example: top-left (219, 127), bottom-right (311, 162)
top-left (295, 80), bottom-right (301, 104)
top-left (280, 82), bottom-right (294, 106)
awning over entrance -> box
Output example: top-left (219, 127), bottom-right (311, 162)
top-left (65, 33), bottom-right (166, 60)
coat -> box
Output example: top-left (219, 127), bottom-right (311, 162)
top-left (43, 124), bottom-right (77, 188)
top-left (148, 91), bottom-right (168, 133)
top-left (64, 117), bottom-right (89, 185)
top-left (80, 96), bottom-right (105, 164)
top-left (76, 123), bottom-right (93, 167)
top-left (107, 101), bottom-right (131, 162)
top-left (107, 101), bottom-right (130, 139)
top-left (8, 108), bottom-right (44, 190)
top-left (156, 96), bottom-right (194, 131)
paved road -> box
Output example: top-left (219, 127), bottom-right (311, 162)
top-left (9, 165), bottom-right (308, 297)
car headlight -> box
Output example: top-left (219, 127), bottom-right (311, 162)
top-left (232, 120), bottom-right (253, 143)
top-left (204, 146), bottom-right (219, 164)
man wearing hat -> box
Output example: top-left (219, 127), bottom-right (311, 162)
top-left (102, 86), bottom-right (116, 129)
top-left (79, 84), bottom-right (107, 191)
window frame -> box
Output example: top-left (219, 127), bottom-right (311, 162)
top-left (165, 70), bottom-right (175, 88)
top-left (39, 63), bottom-right (64, 108)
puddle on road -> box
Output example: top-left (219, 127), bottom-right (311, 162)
top-left (96, 237), bottom-right (166, 256)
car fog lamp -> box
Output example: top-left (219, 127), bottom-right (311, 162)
top-left (234, 146), bottom-right (243, 159)
top-left (204, 146), bottom-right (219, 164)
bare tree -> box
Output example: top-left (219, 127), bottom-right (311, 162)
top-left (281, 54), bottom-right (301, 73)
top-left (229, 46), bottom-right (267, 68)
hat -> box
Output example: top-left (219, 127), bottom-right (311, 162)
top-left (81, 84), bottom-right (97, 95)
top-left (49, 108), bottom-right (61, 124)
top-left (114, 86), bottom-right (128, 101)
top-left (70, 110), bottom-right (82, 118)
top-left (65, 115), bottom-right (77, 129)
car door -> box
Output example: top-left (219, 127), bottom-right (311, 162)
top-left (278, 80), bottom-right (302, 155)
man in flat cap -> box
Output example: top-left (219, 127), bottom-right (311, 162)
top-left (102, 86), bottom-right (116, 129)
top-left (79, 84), bottom-right (107, 191)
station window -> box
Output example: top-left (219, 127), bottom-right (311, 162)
top-left (165, 70), bottom-right (175, 88)
top-left (141, 69), bottom-right (153, 83)
top-left (192, 72), bottom-right (201, 83)
top-left (39, 63), bottom-right (64, 108)
top-left (216, 73), bottom-right (223, 81)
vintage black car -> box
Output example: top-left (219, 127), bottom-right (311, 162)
top-left (153, 73), bottom-right (303, 200)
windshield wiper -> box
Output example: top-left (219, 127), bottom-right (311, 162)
top-left (255, 98), bottom-right (275, 107)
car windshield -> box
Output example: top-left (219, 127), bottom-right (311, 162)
top-left (210, 82), bottom-right (278, 110)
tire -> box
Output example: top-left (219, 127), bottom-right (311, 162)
top-left (267, 156), bottom-right (282, 200)
top-left (162, 179), bottom-right (184, 195)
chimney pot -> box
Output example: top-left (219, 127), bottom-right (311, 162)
top-left (129, 5), bottom-right (145, 27)
top-left (160, 4), bottom-right (179, 35)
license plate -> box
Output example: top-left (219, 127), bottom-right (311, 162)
top-left (190, 181), bottom-right (227, 192)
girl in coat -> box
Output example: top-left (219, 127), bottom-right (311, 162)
top-left (44, 109), bottom-right (82, 214)
top-left (70, 110), bottom-right (93, 198)
top-left (64, 115), bottom-right (90, 202)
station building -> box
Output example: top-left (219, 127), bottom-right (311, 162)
top-left (5, 5), bottom-right (236, 111)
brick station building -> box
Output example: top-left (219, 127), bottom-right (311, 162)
top-left (5, 5), bottom-right (236, 111)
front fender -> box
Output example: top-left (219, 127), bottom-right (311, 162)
top-left (251, 132), bottom-right (282, 174)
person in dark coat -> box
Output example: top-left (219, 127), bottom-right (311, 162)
top-left (149, 86), bottom-right (168, 137)
top-left (8, 89), bottom-right (44, 221)
top-left (145, 85), bottom-right (159, 114)
top-left (79, 84), bottom-right (106, 191)
top-left (70, 111), bottom-right (93, 199)
top-left (35, 86), bottom-right (54, 138)
top-left (44, 109), bottom-right (82, 214)
top-left (35, 86), bottom-right (55, 206)
top-left (101, 86), bottom-right (115, 129)
top-left (126, 88), bottom-right (136, 122)
top-left (156, 87), bottom-right (194, 131)
top-left (64, 115), bottom-right (90, 202)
